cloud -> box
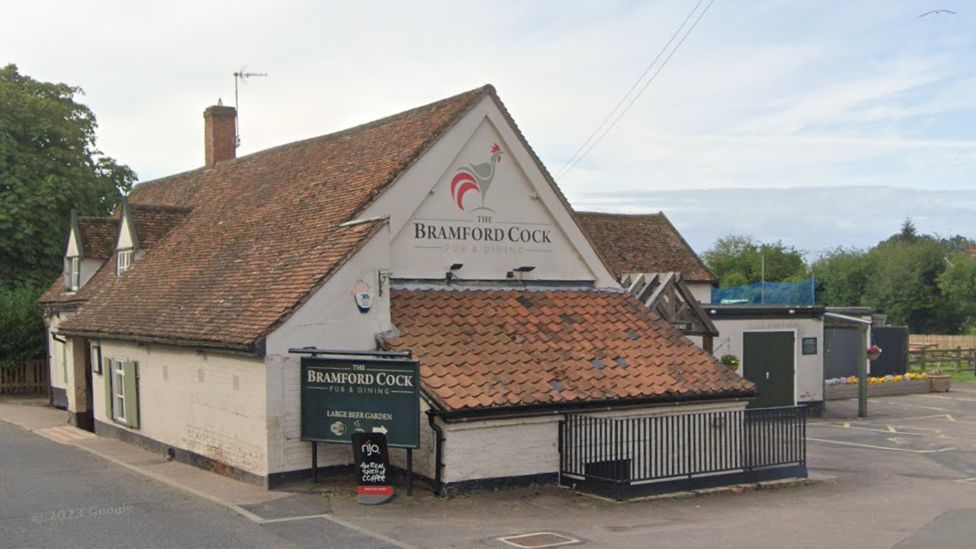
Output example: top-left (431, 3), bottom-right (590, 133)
top-left (2, 0), bottom-right (973, 252)
top-left (575, 185), bottom-right (976, 256)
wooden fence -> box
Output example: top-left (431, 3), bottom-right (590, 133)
top-left (909, 348), bottom-right (976, 373)
top-left (910, 335), bottom-right (976, 350)
top-left (0, 359), bottom-right (49, 395)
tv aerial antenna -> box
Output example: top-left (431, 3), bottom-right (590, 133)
top-left (233, 67), bottom-right (268, 148)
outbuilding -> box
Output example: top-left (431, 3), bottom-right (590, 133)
top-left (705, 305), bottom-right (826, 413)
top-left (40, 85), bottom-right (780, 495)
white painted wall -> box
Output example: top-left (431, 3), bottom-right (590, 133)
top-left (80, 258), bottom-right (103, 288)
top-left (438, 401), bottom-right (745, 483)
top-left (93, 340), bottom-right (269, 476)
top-left (712, 317), bottom-right (824, 403)
top-left (388, 398), bottom-right (435, 478)
top-left (264, 229), bottom-right (393, 475)
top-left (117, 214), bottom-right (135, 250)
top-left (441, 415), bottom-right (559, 483)
top-left (65, 228), bottom-right (80, 257)
top-left (687, 282), bottom-right (713, 304)
top-left (45, 313), bottom-right (69, 394)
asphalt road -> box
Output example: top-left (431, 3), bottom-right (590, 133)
top-left (330, 386), bottom-right (976, 549)
top-left (0, 421), bottom-right (398, 549)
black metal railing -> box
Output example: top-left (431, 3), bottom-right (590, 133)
top-left (559, 406), bottom-right (806, 499)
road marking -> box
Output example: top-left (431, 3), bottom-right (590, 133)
top-left (498, 532), bottom-right (581, 548)
top-left (808, 423), bottom-right (923, 437)
top-left (258, 514), bottom-right (332, 524)
top-left (877, 401), bottom-right (949, 412)
top-left (946, 414), bottom-right (956, 422)
top-left (893, 414), bottom-right (955, 422)
top-left (918, 394), bottom-right (976, 403)
top-left (807, 437), bottom-right (956, 453)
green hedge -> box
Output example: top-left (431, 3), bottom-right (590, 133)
top-left (0, 285), bottom-right (45, 368)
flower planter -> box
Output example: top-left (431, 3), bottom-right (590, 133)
top-left (824, 379), bottom-right (930, 400)
top-left (929, 374), bottom-right (951, 393)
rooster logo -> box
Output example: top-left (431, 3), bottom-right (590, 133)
top-left (450, 143), bottom-right (504, 211)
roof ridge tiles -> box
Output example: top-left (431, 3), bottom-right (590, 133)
top-left (201, 85), bottom-right (492, 176)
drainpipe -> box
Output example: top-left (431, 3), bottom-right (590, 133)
top-left (426, 409), bottom-right (445, 496)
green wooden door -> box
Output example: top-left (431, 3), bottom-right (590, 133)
top-left (743, 332), bottom-right (795, 408)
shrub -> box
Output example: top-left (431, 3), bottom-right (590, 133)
top-left (0, 285), bottom-right (46, 368)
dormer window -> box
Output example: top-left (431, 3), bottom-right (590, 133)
top-left (64, 257), bottom-right (81, 291)
top-left (117, 249), bottom-right (133, 275)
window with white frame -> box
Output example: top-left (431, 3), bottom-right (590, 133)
top-left (65, 256), bottom-right (81, 291)
top-left (117, 249), bottom-right (133, 275)
top-left (110, 359), bottom-right (126, 422)
top-left (106, 358), bottom-right (139, 428)
top-left (90, 342), bottom-right (102, 375)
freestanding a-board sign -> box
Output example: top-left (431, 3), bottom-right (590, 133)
top-left (297, 351), bottom-right (420, 498)
top-left (352, 432), bottom-right (393, 504)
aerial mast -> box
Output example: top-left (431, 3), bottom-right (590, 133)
top-left (232, 68), bottom-right (268, 148)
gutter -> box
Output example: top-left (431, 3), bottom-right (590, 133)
top-left (53, 329), bottom-right (261, 357)
top-left (823, 312), bottom-right (873, 326)
top-left (431, 391), bottom-right (753, 423)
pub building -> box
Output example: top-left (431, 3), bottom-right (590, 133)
top-left (40, 85), bottom-right (757, 494)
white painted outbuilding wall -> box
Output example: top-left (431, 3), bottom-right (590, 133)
top-left (711, 317), bottom-right (824, 404)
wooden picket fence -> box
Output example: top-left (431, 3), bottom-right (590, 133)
top-left (0, 359), bottom-right (49, 395)
top-left (910, 334), bottom-right (976, 351)
top-left (909, 348), bottom-right (976, 373)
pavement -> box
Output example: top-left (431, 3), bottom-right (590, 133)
top-left (4, 387), bottom-right (976, 548)
top-left (0, 397), bottom-right (406, 549)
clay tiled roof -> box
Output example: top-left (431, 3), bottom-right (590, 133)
top-left (77, 217), bottom-right (117, 259)
top-left (58, 86), bottom-right (491, 349)
top-left (128, 204), bottom-right (192, 249)
top-left (575, 211), bottom-right (717, 283)
top-left (384, 288), bottom-right (753, 413)
top-left (128, 170), bottom-right (207, 208)
top-left (39, 207), bottom-right (190, 306)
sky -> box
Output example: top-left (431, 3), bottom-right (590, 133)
top-left (3, 1), bottom-right (974, 257)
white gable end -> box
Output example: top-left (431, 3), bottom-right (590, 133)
top-left (360, 95), bottom-right (617, 286)
top-left (65, 227), bottom-right (81, 257)
top-left (117, 211), bottom-right (135, 250)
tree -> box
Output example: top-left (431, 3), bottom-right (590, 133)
top-left (862, 236), bottom-right (963, 333)
top-left (812, 247), bottom-right (871, 307)
top-left (0, 64), bottom-right (135, 289)
top-left (939, 253), bottom-right (976, 324)
top-left (703, 235), bottom-right (808, 287)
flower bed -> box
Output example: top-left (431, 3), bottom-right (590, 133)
top-left (824, 373), bottom-right (934, 400)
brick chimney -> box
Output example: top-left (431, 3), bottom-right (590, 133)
top-left (204, 105), bottom-right (237, 168)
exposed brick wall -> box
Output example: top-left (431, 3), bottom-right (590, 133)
top-left (204, 105), bottom-right (236, 168)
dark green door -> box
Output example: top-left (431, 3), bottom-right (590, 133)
top-left (743, 332), bottom-right (795, 408)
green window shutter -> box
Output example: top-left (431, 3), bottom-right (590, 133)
top-left (104, 358), bottom-right (113, 422)
top-left (123, 360), bottom-right (140, 429)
